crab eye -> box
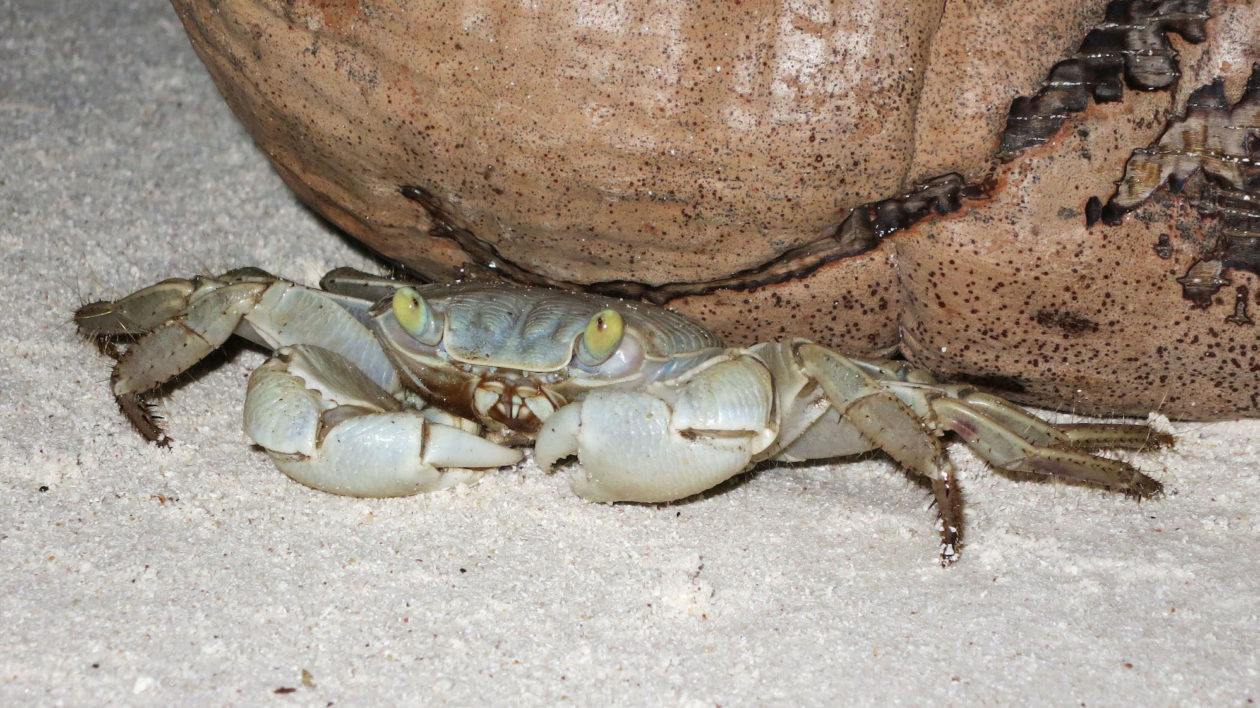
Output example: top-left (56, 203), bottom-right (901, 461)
top-left (577, 308), bottom-right (624, 365)
top-left (392, 287), bottom-right (441, 344)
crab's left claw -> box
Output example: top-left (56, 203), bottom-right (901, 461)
top-left (535, 354), bottom-right (778, 503)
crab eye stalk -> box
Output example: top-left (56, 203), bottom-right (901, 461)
top-left (392, 287), bottom-right (442, 344)
top-left (577, 308), bottom-right (624, 365)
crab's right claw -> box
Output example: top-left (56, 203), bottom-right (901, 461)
top-left (245, 345), bottom-right (521, 497)
top-left (535, 355), bottom-right (777, 503)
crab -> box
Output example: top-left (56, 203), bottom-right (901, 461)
top-left (75, 267), bottom-right (1170, 564)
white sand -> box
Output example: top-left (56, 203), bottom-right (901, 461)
top-left (2, 2), bottom-right (1258, 704)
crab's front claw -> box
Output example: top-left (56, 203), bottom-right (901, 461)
top-left (245, 345), bottom-right (521, 497)
top-left (536, 355), bottom-right (777, 503)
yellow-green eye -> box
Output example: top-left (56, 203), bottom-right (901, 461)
top-left (392, 287), bottom-right (441, 344)
top-left (578, 308), bottom-right (624, 365)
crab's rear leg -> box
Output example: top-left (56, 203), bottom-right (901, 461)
top-left (789, 343), bottom-right (966, 564)
top-left (75, 270), bottom-right (399, 447)
top-left (928, 393), bottom-right (1165, 498)
top-left (246, 345), bottom-right (521, 496)
top-left (952, 391), bottom-right (1173, 452)
top-left (76, 277), bottom-right (271, 445)
top-left (75, 278), bottom-right (199, 355)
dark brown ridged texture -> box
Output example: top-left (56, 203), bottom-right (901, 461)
top-left (998, 0), bottom-right (1211, 157)
top-left (1099, 67), bottom-right (1260, 310)
top-left (898, 1), bottom-right (1260, 418)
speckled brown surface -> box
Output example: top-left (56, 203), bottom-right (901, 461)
top-left (167, 0), bottom-right (1260, 417)
top-left (908, 0), bottom-right (1110, 180)
top-left (897, 1), bottom-right (1260, 418)
top-left (172, 0), bottom-right (939, 283)
top-left (162, 0), bottom-right (1127, 352)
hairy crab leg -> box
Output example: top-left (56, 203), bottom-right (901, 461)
top-left (790, 342), bottom-right (966, 564)
top-left (75, 271), bottom-right (399, 445)
top-left (774, 342), bottom-right (1168, 563)
top-left (849, 357), bottom-right (1173, 451)
top-left (76, 277), bottom-right (268, 445)
top-left (74, 278), bottom-right (198, 347)
top-left (940, 391), bottom-right (1173, 452)
top-left (246, 345), bottom-right (521, 496)
top-left (928, 397), bottom-right (1164, 498)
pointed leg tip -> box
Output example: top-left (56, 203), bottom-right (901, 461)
top-left (938, 541), bottom-right (961, 566)
top-left (1149, 432), bottom-right (1175, 451)
top-left (116, 392), bottom-right (174, 448)
top-left (1125, 474), bottom-right (1164, 500)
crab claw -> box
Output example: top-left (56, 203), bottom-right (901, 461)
top-left (245, 345), bottom-right (521, 497)
top-left (535, 355), bottom-right (777, 503)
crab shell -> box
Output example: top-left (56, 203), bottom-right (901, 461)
top-left (368, 281), bottom-right (723, 443)
top-left (170, 0), bottom-right (1260, 418)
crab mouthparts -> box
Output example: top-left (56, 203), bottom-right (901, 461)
top-left (472, 380), bottom-right (562, 432)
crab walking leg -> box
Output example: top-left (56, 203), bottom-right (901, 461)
top-left (88, 279), bottom-right (270, 445)
top-left (76, 272), bottom-right (401, 445)
top-left (927, 397), bottom-right (1164, 497)
top-left (74, 278), bottom-right (200, 342)
top-left (535, 354), bottom-right (778, 503)
top-left (845, 358), bottom-right (1175, 454)
top-left (245, 345), bottom-right (521, 497)
top-left (934, 389), bottom-right (1174, 452)
top-left (789, 343), bottom-right (965, 563)
top-left (111, 282), bottom-right (268, 393)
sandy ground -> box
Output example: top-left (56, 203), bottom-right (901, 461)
top-left (2, 1), bottom-right (1258, 704)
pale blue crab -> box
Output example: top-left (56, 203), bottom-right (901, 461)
top-left (75, 268), bottom-right (1169, 563)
